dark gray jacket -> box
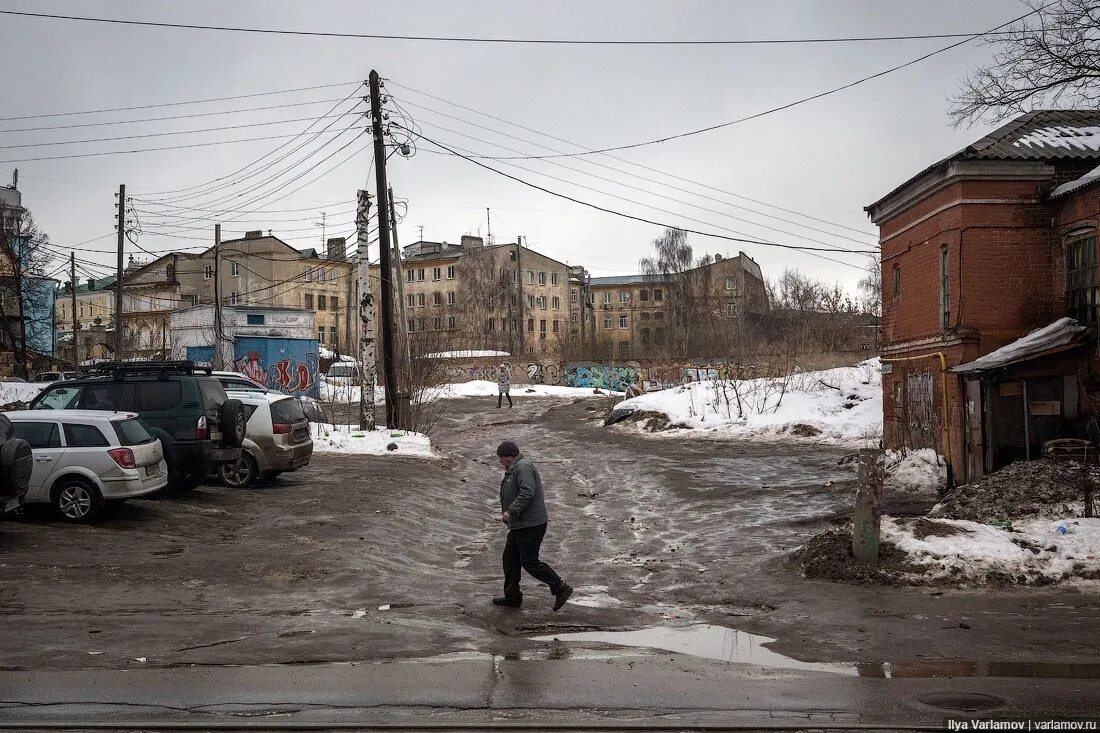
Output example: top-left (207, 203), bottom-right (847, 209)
top-left (499, 454), bottom-right (549, 530)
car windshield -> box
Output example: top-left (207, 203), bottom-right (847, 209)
top-left (113, 418), bottom-right (155, 446)
top-left (32, 385), bottom-right (82, 409)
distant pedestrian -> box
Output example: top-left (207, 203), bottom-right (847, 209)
top-left (492, 440), bottom-right (572, 611)
top-left (496, 363), bottom-right (513, 408)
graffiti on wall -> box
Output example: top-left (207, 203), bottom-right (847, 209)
top-left (563, 363), bottom-right (642, 391)
top-left (234, 351), bottom-right (319, 396)
top-left (441, 361), bottom-right (561, 386)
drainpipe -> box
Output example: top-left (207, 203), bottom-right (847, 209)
top-left (880, 351), bottom-right (954, 489)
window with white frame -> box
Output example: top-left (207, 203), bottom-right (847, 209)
top-left (603, 316), bottom-right (612, 329)
top-left (539, 319), bottom-right (547, 338)
top-left (619, 315), bottom-right (628, 329)
top-left (204, 265), bottom-right (214, 280)
top-left (571, 290), bottom-right (577, 303)
top-left (537, 296), bottom-right (546, 309)
top-left (620, 291), bottom-right (630, 304)
top-left (406, 270), bottom-right (414, 283)
top-left (416, 293), bottom-right (425, 307)
top-left (447, 291), bottom-right (456, 305)
top-left (406, 294), bottom-right (415, 308)
top-left (417, 268), bottom-right (425, 282)
top-left (447, 265), bottom-right (456, 279)
top-left (551, 273), bottom-right (558, 286)
top-left (230, 261), bottom-right (240, 277)
top-left (407, 318), bottom-right (416, 333)
top-left (447, 315), bottom-right (455, 330)
top-left (538, 272), bottom-right (546, 285)
top-left (527, 271), bottom-right (535, 284)
top-left (551, 296), bottom-right (560, 310)
top-left (725, 277), bottom-right (736, 290)
top-left (433, 292), bottom-right (442, 306)
top-left (432, 267), bottom-right (442, 281)
top-left (602, 292), bottom-right (612, 304)
top-left (230, 291), bottom-right (240, 305)
top-left (527, 295), bottom-right (535, 308)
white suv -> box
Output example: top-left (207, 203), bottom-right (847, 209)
top-left (5, 410), bottom-right (168, 523)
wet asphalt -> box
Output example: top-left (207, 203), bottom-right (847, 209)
top-left (0, 395), bottom-right (1098, 726)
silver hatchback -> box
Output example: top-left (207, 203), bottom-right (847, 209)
top-left (5, 410), bottom-right (168, 523)
top-left (218, 393), bottom-right (313, 488)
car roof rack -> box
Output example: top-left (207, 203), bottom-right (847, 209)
top-left (94, 360), bottom-right (213, 378)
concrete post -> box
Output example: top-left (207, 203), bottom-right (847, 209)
top-left (852, 448), bottom-right (885, 563)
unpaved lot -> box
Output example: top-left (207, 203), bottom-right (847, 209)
top-left (1, 397), bottom-right (1098, 671)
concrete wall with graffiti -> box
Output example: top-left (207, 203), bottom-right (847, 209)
top-left (438, 359), bottom-right (563, 386)
top-left (234, 337), bottom-right (320, 398)
top-left (563, 362), bottom-right (643, 391)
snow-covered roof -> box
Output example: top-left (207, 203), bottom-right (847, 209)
top-left (1051, 163), bottom-right (1100, 198)
top-left (952, 318), bottom-right (1089, 374)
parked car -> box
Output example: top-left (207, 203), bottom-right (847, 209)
top-left (0, 414), bottom-right (32, 519)
top-left (32, 372), bottom-right (79, 383)
top-left (4, 410), bottom-right (168, 523)
top-left (323, 362), bottom-right (360, 383)
top-left (29, 361), bottom-right (245, 492)
top-left (218, 391), bottom-right (313, 488)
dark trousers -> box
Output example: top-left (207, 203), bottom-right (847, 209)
top-left (497, 392), bottom-right (512, 407)
top-left (502, 523), bottom-right (564, 600)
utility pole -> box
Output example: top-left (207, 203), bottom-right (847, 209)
top-left (369, 69), bottom-right (400, 429)
top-left (486, 208), bottom-right (492, 246)
top-left (213, 223), bottom-right (223, 369)
top-left (388, 186), bottom-right (412, 385)
top-left (69, 252), bottom-right (78, 366)
top-left (356, 189), bottom-right (376, 431)
top-left (113, 184), bottom-right (125, 361)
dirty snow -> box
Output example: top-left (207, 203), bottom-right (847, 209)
top-left (612, 359), bottom-right (881, 447)
top-left (309, 423), bottom-right (436, 457)
top-left (884, 449), bottom-right (946, 496)
top-left (883, 516), bottom-right (1100, 584)
top-left (440, 380), bottom-right (618, 399)
top-left (930, 458), bottom-right (1096, 523)
top-left (0, 382), bottom-right (46, 406)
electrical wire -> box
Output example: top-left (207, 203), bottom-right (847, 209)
top-left (0, 9), bottom-right (1028, 46)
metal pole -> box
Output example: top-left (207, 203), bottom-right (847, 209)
top-left (368, 69), bottom-right (400, 429)
top-left (356, 189), bottom-right (376, 431)
top-left (114, 184), bottom-right (125, 360)
top-left (69, 252), bottom-right (78, 366)
top-left (213, 223), bottom-right (223, 369)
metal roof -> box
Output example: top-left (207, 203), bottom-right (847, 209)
top-left (589, 274), bottom-right (667, 286)
top-left (952, 318), bottom-right (1088, 374)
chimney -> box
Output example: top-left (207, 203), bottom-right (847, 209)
top-left (326, 236), bottom-right (347, 261)
top-left (244, 230), bottom-right (263, 239)
top-left (460, 235), bottom-right (484, 249)
top-left (714, 253), bottom-right (723, 262)
top-left (87, 278), bottom-right (96, 291)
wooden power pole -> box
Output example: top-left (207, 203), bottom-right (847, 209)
top-left (368, 69), bottom-right (400, 429)
top-left (114, 184), bottom-right (125, 361)
top-left (69, 252), bottom-right (78, 366)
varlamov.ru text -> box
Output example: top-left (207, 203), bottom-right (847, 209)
top-left (947, 722), bottom-right (1098, 731)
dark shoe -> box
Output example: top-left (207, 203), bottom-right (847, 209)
top-left (552, 584), bottom-right (573, 611)
top-left (492, 596), bottom-right (522, 608)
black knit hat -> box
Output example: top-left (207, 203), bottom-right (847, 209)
top-left (496, 440), bottom-right (520, 457)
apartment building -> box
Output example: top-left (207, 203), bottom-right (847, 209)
top-left (185, 232), bottom-right (356, 352)
top-left (588, 253), bottom-right (767, 358)
top-left (372, 236), bottom-right (578, 357)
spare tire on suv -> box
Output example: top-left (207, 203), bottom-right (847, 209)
top-left (0, 436), bottom-right (33, 496)
top-left (220, 398), bottom-right (247, 448)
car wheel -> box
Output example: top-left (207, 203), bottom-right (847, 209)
top-left (220, 399), bottom-right (247, 448)
top-left (53, 479), bottom-right (104, 523)
top-left (219, 452), bottom-right (258, 488)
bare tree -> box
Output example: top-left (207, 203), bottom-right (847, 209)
top-left (639, 228), bottom-right (693, 355)
top-left (0, 204), bottom-right (54, 378)
top-left (857, 254), bottom-right (882, 317)
top-left (950, 0), bottom-right (1100, 126)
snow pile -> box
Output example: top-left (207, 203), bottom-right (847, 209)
top-left (930, 459), bottom-right (1096, 523)
top-left (611, 359), bottom-right (881, 446)
top-left (884, 449), bottom-right (946, 497)
top-left (953, 318), bottom-right (1086, 373)
top-left (309, 423), bottom-right (435, 457)
top-left (0, 381), bottom-right (45, 407)
top-left (883, 516), bottom-right (1100, 584)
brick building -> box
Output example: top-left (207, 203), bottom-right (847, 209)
top-left (865, 110), bottom-right (1100, 484)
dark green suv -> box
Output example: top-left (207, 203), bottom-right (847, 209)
top-left (29, 362), bottom-right (246, 491)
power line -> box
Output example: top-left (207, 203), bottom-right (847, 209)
top-left (401, 5), bottom-right (1045, 161)
top-left (0, 96), bottom-right (353, 134)
top-left (0, 8), bottom-right (1026, 46)
top-left (0, 79), bottom-right (361, 122)
top-left (404, 127), bottom-right (877, 256)
top-left (0, 110), bottom-right (361, 150)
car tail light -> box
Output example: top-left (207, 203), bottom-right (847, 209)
top-left (196, 415), bottom-right (208, 440)
top-left (108, 448), bottom-right (137, 469)
top-left (272, 423), bottom-right (292, 435)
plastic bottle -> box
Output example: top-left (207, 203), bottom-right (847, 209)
top-left (1056, 524), bottom-right (1069, 535)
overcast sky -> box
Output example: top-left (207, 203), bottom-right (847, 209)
top-left (1, 0), bottom-right (1025, 293)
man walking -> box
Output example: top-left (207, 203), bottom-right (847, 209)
top-left (496, 363), bottom-right (512, 409)
top-left (493, 440), bottom-right (572, 611)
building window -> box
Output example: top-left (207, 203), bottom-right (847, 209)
top-left (552, 320), bottom-right (560, 333)
top-left (527, 294), bottom-right (535, 308)
top-left (432, 267), bottom-right (441, 281)
top-left (204, 265), bottom-right (214, 280)
top-left (893, 266), bottom-right (901, 299)
top-left (527, 318), bottom-right (535, 332)
top-left (527, 271), bottom-right (535, 284)
top-left (433, 292), bottom-right (442, 306)
top-left (246, 314), bottom-right (265, 325)
top-left (571, 313), bottom-right (578, 323)
top-left (510, 295), bottom-right (517, 307)
top-left (447, 265), bottom-right (456, 279)
top-left (538, 272), bottom-right (546, 285)
top-left (571, 290), bottom-right (578, 303)
top-left (406, 270), bottom-right (414, 283)
top-left (487, 317), bottom-right (495, 331)
top-left (447, 316), bottom-right (455, 330)
top-left (230, 261), bottom-right (240, 277)
top-left (417, 293), bottom-right (426, 307)
top-left (538, 296), bottom-right (546, 309)
top-left (330, 296), bottom-right (338, 311)
top-left (229, 291), bottom-right (240, 305)
top-left (447, 291), bottom-right (456, 305)
top-left (487, 296), bottom-right (495, 308)
top-left (603, 316), bottom-right (613, 329)
top-left (329, 269), bottom-right (337, 282)
top-left (551, 273), bottom-right (558, 286)
top-left (639, 290), bottom-right (649, 302)
top-left (603, 292), bottom-right (612, 304)
top-left (407, 318), bottom-right (416, 333)
top-left (539, 319), bottom-right (547, 338)
top-left (511, 270), bottom-right (517, 283)
top-left (305, 268), bottom-right (313, 282)
top-left (511, 318), bottom-right (518, 331)
top-left (191, 295), bottom-right (199, 307)
top-left (726, 303), bottom-right (738, 318)
top-left (619, 315), bottom-right (628, 329)
top-left (304, 294), bottom-right (313, 309)
top-left (318, 295), bottom-right (327, 310)
top-left (1067, 230), bottom-right (1099, 326)
top-left (654, 311), bottom-right (664, 320)
top-left (620, 291), bottom-right (630, 304)
top-left (406, 294), bottom-right (415, 308)
top-left (318, 329), bottom-right (325, 343)
top-left (724, 277), bottom-right (736, 290)
top-left (433, 317), bottom-right (442, 331)
top-left (551, 296), bottom-right (560, 310)
top-left (499, 267), bottom-right (507, 282)
top-left (79, 304), bottom-right (84, 317)
top-left (417, 268), bottom-right (425, 282)
top-left (654, 288), bottom-right (663, 301)
top-left (941, 246), bottom-right (950, 328)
